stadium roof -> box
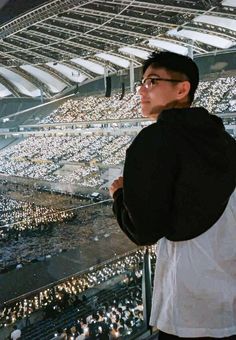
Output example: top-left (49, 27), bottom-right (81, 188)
top-left (0, 0), bottom-right (236, 98)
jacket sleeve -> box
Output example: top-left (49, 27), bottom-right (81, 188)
top-left (112, 188), bottom-right (138, 244)
top-left (112, 124), bottom-right (178, 246)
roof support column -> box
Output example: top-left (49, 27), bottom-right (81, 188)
top-left (104, 65), bottom-right (108, 92)
top-left (129, 58), bottom-right (135, 93)
top-left (188, 40), bottom-right (194, 59)
top-left (40, 88), bottom-right (44, 104)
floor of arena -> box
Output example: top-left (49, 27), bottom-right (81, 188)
top-left (0, 181), bottom-right (136, 304)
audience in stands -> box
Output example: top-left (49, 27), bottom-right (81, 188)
top-left (0, 77), bottom-right (235, 338)
top-left (0, 249), bottom-right (155, 340)
top-left (194, 76), bottom-right (236, 113)
top-left (40, 78), bottom-right (236, 124)
top-left (41, 94), bottom-right (141, 123)
top-left (0, 135), bottom-right (132, 188)
top-left (0, 79), bottom-right (235, 190)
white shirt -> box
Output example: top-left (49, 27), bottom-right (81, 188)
top-left (150, 188), bottom-right (236, 338)
top-left (75, 334), bottom-right (85, 340)
top-left (11, 329), bottom-right (21, 340)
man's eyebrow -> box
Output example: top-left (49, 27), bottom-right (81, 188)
top-left (143, 73), bottom-right (161, 78)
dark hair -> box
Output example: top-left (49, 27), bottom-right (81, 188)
top-left (142, 51), bottom-right (199, 103)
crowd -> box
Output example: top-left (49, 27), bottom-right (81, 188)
top-left (0, 77), bottom-right (235, 190)
top-left (194, 76), bottom-right (236, 113)
top-left (0, 135), bottom-right (133, 188)
top-left (51, 278), bottom-right (144, 340)
top-left (0, 248), bottom-right (155, 339)
top-left (0, 76), bottom-right (234, 338)
top-left (0, 194), bottom-right (75, 235)
top-left (40, 76), bottom-right (236, 125)
top-left (0, 196), bottom-right (114, 269)
top-left (41, 93), bottom-right (142, 124)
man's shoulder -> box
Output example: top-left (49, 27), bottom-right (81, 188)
top-left (131, 121), bottom-right (176, 149)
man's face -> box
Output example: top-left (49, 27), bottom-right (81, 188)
top-left (138, 66), bottom-right (184, 120)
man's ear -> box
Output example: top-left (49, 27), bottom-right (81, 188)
top-left (177, 81), bottom-right (191, 100)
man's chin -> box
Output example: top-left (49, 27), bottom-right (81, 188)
top-left (141, 111), bottom-right (158, 120)
top-left (141, 108), bottom-right (151, 118)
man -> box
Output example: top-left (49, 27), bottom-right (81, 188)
top-left (109, 51), bottom-right (236, 339)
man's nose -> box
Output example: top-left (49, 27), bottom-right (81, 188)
top-left (138, 84), bottom-right (148, 95)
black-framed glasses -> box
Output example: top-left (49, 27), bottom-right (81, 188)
top-left (135, 77), bottom-right (184, 92)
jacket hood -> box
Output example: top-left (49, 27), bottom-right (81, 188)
top-left (158, 107), bottom-right (236, 173)
top-left (159, 107), bottom-right (224, 130)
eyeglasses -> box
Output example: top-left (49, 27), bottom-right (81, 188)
top-left (135, 77), bottom-right (184, 92)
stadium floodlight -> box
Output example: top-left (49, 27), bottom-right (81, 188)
top-left (119, 47), bottom-right (150, 60)
top-left (168, 28), bottom-right (234, 49)
top-left (95, 53), bottom-right (130, 68)
top-left (20, 65), bottom-right (67, 93)
top-left (71, 58), bottom-right (105, 75)
top-left (47, 62), bottom-right (87, 83)
top-left (194, 14), bottom-right (236, 32)
top-left (148, 39), bottom-right (188, 55)
top-left (0, 66), bottom-right (40, 97)
top-left (222, 0), bottom-right (236, 8)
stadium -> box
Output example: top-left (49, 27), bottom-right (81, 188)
top-left (0, 0), bottom-right (235, 339)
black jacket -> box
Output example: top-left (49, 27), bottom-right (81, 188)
top-left (113, 107), bottom-right (236, 245)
